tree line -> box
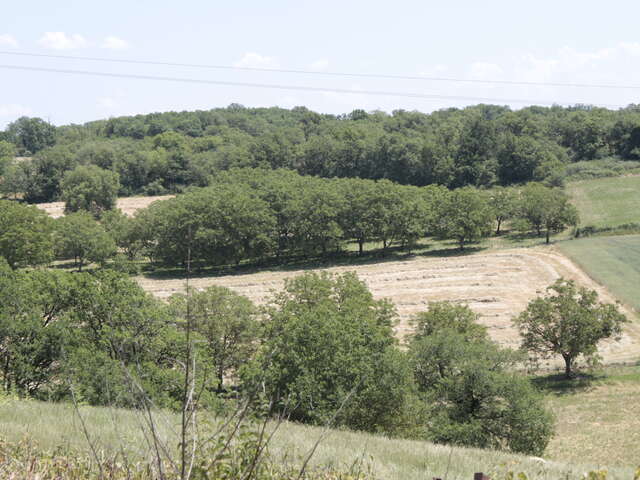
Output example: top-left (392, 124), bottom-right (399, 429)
top-left (3, 103), bottom-right (640, 201)
top-left (0, 169), bottom-right (578, 271)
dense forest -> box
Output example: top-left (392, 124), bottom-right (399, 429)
top-left (3, 103), bottom-right (640, 201)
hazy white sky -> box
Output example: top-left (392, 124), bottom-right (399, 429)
top-left (2, 0), bottom-right (640, 127)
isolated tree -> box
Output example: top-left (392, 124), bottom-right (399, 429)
top-left (170, 286), bottom-right (258, 392)
top-left (515, 278), bottom-right (627, 378)
top-left (0, 200), bottom-right (55, 269)
top-left (61, 164), bottom-right (120, 217)
top-left (54, 211), bottom-right (117, 270)
top-left (435, 187), bottom-right (493, 249)
top-left (248, 271), bottom-right (414, 433)
top-left (409, 303), bottom-right (554, 455)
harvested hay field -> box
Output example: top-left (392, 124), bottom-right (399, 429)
top-left (35, 195), bottom-right (174, 218)
top-left (137, 246), bottom-right (640, 365)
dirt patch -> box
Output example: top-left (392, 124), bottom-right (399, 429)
top-left (136, 246), bottom-right (640, 366)
top-left (35, 195), bottom-right (174, 218)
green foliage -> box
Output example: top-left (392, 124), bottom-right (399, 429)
top-left (487, 186), bottom-right (519, 235)
top-left (53, 211), bottom-right (116, 270)
top-left (6, 104), bottom-right (640, 200)
top-left (248, 272), bottom-right (415, 434)
top-left (0, 200), bottom-right (54, 268)
top-left (435, 187), bottom-right (493, 249)
top-left (4, 117), bottom-right (56, 154)
top-left (0, 140), bottom-right (16, 176)
top-left (517, 183), bottom-right (579, 242)
top-left (61, 164), bottom-right (120, 217)
top-left (515, 278), bottom-right (627, 378)
top-left (409, 302), bottom-right (554, 455)
top-left (169, 286), bottom-right (258, 391)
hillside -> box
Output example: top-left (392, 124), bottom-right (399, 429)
top-left (567, 175), bottom-right (640, 229)
top-left (557, 235), bottom-right (640, 313)
top-left (136, 245), bottom-right (640, 365)
top-left (2, 395), bottom-right (638, 480)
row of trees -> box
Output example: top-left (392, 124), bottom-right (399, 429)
top-left (0, 261), bottom-right (625, 455)
top-left (0, 171), bottom-right (579, 271)
top-left (4, 103), bottom-right (640, 200)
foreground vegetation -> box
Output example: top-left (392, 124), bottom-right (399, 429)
top-left (1, 396), bottom-right (639, 479)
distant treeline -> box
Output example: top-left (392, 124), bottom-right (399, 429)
top-left (3, 103), bottom-right (640, 201)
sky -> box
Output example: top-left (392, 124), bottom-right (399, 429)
top-left (2, 0), bottom-right (640, 128)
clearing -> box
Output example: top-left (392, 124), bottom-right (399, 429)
top-left (566, 175), bottom-right (640, 228)
top-left (137, 246), bottom-right (640, 365)
top-left (557, 234), bottom-right (640, 314)
top-left (34, 194), bottom-right (173, 218)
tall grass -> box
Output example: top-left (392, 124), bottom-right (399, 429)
top-left (1, 397), bottom-right (638, 480)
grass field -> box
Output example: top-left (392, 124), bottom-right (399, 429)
top-left (566, 175), bottom-right (640, 229)
top-left (557, 235), bottom-right (640, 313)
top-left (1, 391), bottom-right (638, 480)
top-left (137, 246), bottom-right (640, 366)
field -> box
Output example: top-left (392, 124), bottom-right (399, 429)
top-left (566, 175), bottom-right (640, 228)
top-left (137, 246), bottom-right (640, 366)
top-left (557, 235), bottom-right (640, 313)
top-left (34, 194), bottom-right (174, 218)
top-left (1, 394), bottom-right (638, 480)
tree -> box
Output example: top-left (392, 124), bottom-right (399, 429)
top-left (0, 140), bottom-right (16, 176)
top-left (515, 278), bottom-right (627, 378)
top-left (409, 302), bottom-right (554, 455)
top-left (435, 187), bottom-right (493, 249)
top-left (61, 164), bottom-right (120, 217)
top-left (54, 212), bottom-right (117, 270)
top-left (488, 186), bottom-right (518, 235)
top-left (5, 117), bottom-right (56, 154)
top-left (0, 200), bottom-right (55, 269)
top-left (0, 267), bottom-right (79, 395)
top-left (247, 272), bottom-right (415, 434)
top-left (169, 286), bottom-right (258, 392)
top-left (517, 183), bottom-right (579, 243)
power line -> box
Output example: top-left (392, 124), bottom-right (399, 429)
top-left (1, 50), bottom-right (639, 91)
top-left (0, 63), bottom-right (626, 108)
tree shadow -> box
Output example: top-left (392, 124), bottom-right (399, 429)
top-left (140, 240), bottom-right (489, 281)
top-left (531, 371), bottom-right (602, 396)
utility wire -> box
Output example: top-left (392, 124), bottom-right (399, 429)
top-left (1, 50), bottom-right (639, 91)
top-left (0, 64), bottom-right (626, 108)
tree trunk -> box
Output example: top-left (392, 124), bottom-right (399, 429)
top-left (358, 240), bottom-right (364, 255)
top-left (459, 237), bottom-right (465, 250)
top-left (496, 218), bottom-right (502, 235)
top-left (546, 229), bottom-right (550, 244)
top-left (563, 354), bottom-right (573, 378)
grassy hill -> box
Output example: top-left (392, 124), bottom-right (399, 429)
top-left (2, 383), bottom-right (640, 480)
top-left (566, 176), bottom-right (640, 229)
top-left (557, 235), bottom-right (640, 313)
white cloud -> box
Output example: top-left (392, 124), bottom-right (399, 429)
top-left (101, 36), bottom-right (129, 50)
top-left (0, 104), bottom-right (34, 118)
top-left (38, 32), bottom-right (89, 50)
top-left (309, 58), bottom-right (329, 71)
top-left (0, 34), bottom-right (18, 48)
top-left (233, 52), bottom-right (279, 69)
